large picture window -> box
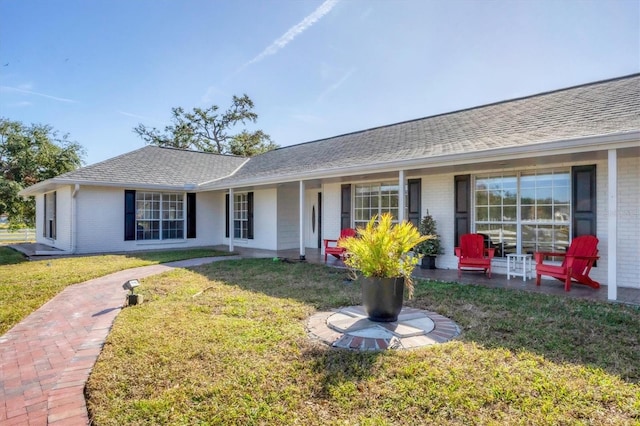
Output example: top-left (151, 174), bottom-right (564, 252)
top-left (474, 170), bottom-right (570, 257)
top-left (136, 192), bottom-right (184, 240)
top-left (354, 182), bottom-right (399, 227)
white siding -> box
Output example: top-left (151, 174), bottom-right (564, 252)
top-left (256, 189), bottom-right (278, 250)
top-left (276, 186), bottom-right (299, 250)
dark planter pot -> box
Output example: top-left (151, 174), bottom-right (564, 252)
top-left (421, 255), bottom-right (437, 269)
top-left (361, 277), bottom-right (405, 322)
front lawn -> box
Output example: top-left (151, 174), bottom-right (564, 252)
top-left (86, 259), bottom-right (640, 425)
top-left (0, 247), bottom-right (231, 335)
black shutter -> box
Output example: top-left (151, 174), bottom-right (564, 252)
top-left (124, 190), bottom-right (136, 241)
top-left (52, 191), bottom-right (56, 240)
top-left (225, 193), bottom-right (230, 238)
top-left (247, 192), bottom-right (254, 239)
top-left (186, 193), bottom-right (196, 239)
top-left (407, 178), bottom-right (421, 227)
top-left (454, 175), bottom-right (471, 246)
top-left (572, 165), bottom-right (597, 237)
top-left (317, 192), bottom-right (323, 248)
top-left (341, 184), bottom-right (351, 229)
top-left (43, 193), bottom-right (47, 237)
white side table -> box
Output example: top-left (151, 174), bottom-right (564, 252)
top-left (507, 253), bottom-right (533, 281)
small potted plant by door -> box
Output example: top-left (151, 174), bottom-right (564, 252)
top-left (415, 211), bottom-right (442, 270)
top-left (338, 213), bottom-right (429, 322)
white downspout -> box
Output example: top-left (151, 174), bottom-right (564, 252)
top-left (228, 188), bottom-right (234, 252)
top-left (607, 149), bottom-right (617, 301)
top-left (71, 184), bottom-right (79, 254)
top-left (398, 170), bottom-right (406, 223)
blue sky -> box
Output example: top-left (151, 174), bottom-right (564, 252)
top-left (1, 0), bottom-right (638, 166)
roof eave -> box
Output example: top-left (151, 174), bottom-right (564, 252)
top-left (19, 179), bottom-right (199, 197)
top-left (203, 130), bottom-right (640, 190)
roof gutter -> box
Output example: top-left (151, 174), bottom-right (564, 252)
top-left (19, 179), bottom-right (201, 197)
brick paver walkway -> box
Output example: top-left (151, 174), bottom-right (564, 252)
top-left (0, 257), bottom-right (237, 426)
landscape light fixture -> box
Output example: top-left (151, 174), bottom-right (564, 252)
top-left (122, 279), bottom-right (143, 306)
top-left (122, 279), bottom-right (140, 293)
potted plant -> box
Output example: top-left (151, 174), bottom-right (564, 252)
top-left (415, 211), bottom-right (442, 269)
top-left (338, 213), bottom-right (429, 322)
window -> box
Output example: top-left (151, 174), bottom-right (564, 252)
top-left (354, 182), bottom-right (399, 227)
top-left (162, 193), bottom-right (184, 239)
top-left (135, 192), bottom-right (184, 240)
top-left (474, 170), bottom-right (570, 257)
top-left (234, 193), bottom-right (249, 239)
top-left (225, 192), bottom-right (253, 240)
top-left (43, 191), bottom-right (56, 239)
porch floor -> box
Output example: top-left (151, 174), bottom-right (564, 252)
top-left (221, 246), bottom-right (640, 306)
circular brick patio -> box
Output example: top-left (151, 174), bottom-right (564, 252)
top-left (307, 306), bottom-right (461, 350)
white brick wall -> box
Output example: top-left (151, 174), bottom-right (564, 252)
top-left (75, 186), bottom-right (225, 254)
top-left (617, 154), bottom-right (640, 288)
top-left (421, 173), bottom-right (457, 270)
top-left (592, 158), bottom-right (608, 285)
top-left (34, 193), bottom-right (46, 246)
top-left (39, 186), bottom-right (73, 252)
top-left (29, 147), bottom-right (639, 290)
top-left (318, 156), bottom-right (636, 289)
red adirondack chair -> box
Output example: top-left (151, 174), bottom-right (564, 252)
top-left (535, 235), bottom-right (600, 291)
top-left (324, 228), bottom-right (357, 262)
top-left (455, 233), bottom-right (496, 278)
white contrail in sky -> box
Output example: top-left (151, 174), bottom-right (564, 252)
top-left (0, 85), bottom-right (78, 103)
top-left (241, 0), bottom-right (340, 69)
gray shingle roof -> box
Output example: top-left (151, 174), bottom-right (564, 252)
top-left (55, 146), bottom-right (247, 187)
top-left (211, 74), bottom-right (640, 186)
top-left (20, 74), bottom-right (640, 197)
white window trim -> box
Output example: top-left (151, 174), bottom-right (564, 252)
top-left (472, 169), bottom-right (571, 256)
top-left (233, 192), bottom-right (249, 240)
top-left (353, 181), bottom-right (400, 227)
top-left (135, 191), bottom-right (186, 241)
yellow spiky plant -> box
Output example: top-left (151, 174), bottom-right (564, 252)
top-left (338, 213), bottom-right (430, 298)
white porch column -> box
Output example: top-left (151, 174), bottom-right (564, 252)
top-left (607, 149), bottom-right (617, 301)
top-left (228, 188), bottom-right (234, 252)
top-left (299, 180), bottom-right (306, 260)
top-left (398, 170), bottom-right (406, 223)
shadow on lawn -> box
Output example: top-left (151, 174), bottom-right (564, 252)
top-left (192, 258), bottom-right (640, 384)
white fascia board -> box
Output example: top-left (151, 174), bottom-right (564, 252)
top-left (19, 179), bottom-right (194, 197)
top-left (203, 131), bottom-right (640, 190)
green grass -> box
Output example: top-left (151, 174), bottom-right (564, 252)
top-left (86, 259), bottom-right (640, 425)
top-left (0, 247), bottom-right (232, 335)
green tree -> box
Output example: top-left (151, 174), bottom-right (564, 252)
top-left (230, 130), bottom-right (279, 156)
top-left (133, 94), bottom-right (278, 156)
top-left (0, 118), bottom-right (84, 228)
